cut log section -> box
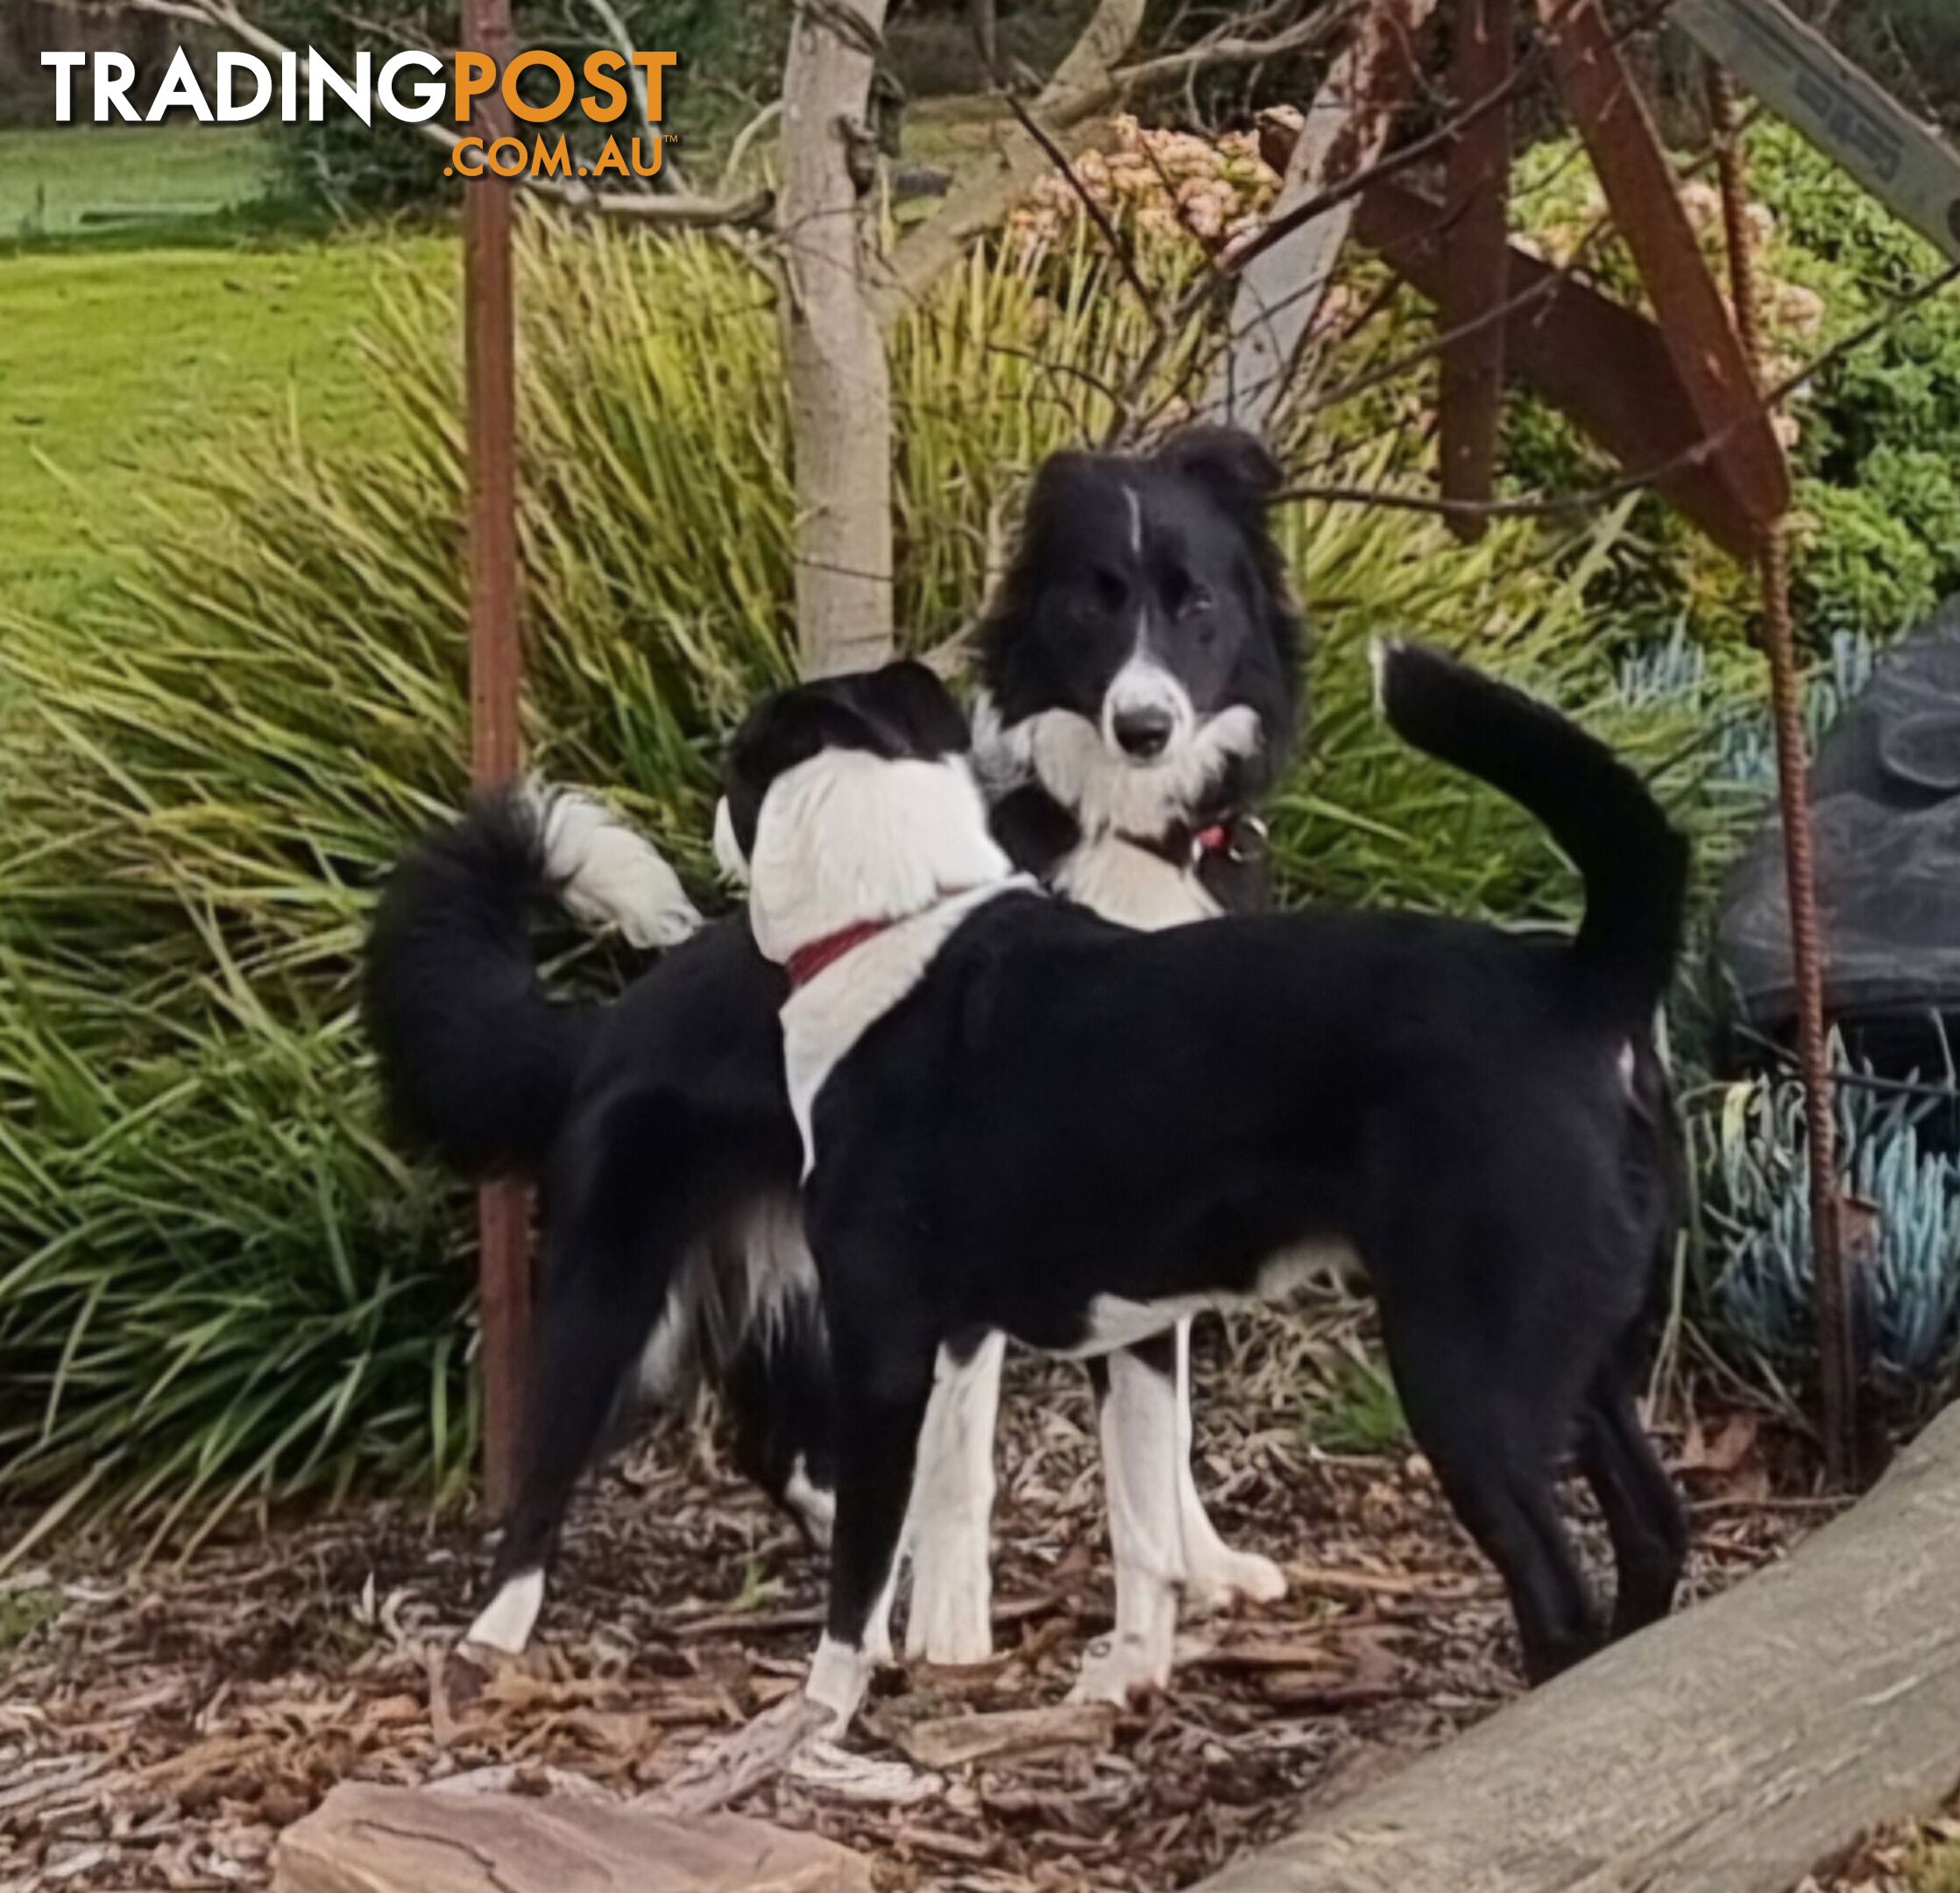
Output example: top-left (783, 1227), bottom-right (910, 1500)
top-left (273, 1781), bottom-right (871, 1893)
top-left (1203, 1401), bottom-right (1960, 1892)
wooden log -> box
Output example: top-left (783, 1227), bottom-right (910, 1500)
top-left (273, 1782), bottom-right (871, 1893)
top-left (1203, 1401), bottom-right (1960, 1892)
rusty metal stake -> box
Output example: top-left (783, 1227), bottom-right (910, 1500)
top-left (1440, 0), bottom-right (1514, 536)
top-left (463, 0), bottom-right (529, 1517)
top-left (1709, 66), bottom-right (1859, 1486)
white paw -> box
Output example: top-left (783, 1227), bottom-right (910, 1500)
top-left (465, 1570), bottom-right (544, 1655)
top-left (1181, 1545), bottom-right (1287, 1615)
top-left (1066, 1633), bottom-right (1172, 1708)
top-left (804, 1634), bottom-right (871, 1737)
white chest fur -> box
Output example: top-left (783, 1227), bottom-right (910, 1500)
top-left (1053, 834), bottom-right (1221, 931)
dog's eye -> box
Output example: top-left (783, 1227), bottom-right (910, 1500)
top-left (1093, 570), bottom-right (1128, 612)
top-left (1181, 585), bottom-right (1214, 619)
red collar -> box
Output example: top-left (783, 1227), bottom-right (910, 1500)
top-left (784, 915), bottom-right (901, 990)
top-left (1116, 817), bottom-right (1242, 869)
top-left (782, 884), bottom-right (988, 993)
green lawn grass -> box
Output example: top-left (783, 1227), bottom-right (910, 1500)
top-left (0, 127), bottom-right (449, 622)
top-left (0, 124), bottom-right (269, 238)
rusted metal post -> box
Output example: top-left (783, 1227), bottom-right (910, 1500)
top-left (1539, 0), bottom-right (1789, 535)
top-left (462, 0), bottom-right (528, 1516)
top-left (1440, 0), bottom-right (1513, 535)
top-left (1708, 65), bottom-right (1859, 1486)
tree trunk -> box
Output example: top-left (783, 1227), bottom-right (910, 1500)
top-left (779, 0), bottom-right (895, 677)
top-left (1202, 1400), bottom-right (1960, 1893)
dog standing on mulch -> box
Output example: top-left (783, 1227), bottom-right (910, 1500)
top-left (715, 645), bottom-right (1688, 1730)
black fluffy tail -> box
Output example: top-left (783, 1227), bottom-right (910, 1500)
top-left (364, 789), bottom-right (600, 1177)
top-left (1376, 642), bottom-right (1688, 1021)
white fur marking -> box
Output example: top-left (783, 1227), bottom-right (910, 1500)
top-left (1173, 1323), bottom-right (1288, 1611)
top-left (1369, 637), bottom-right (1400, 716)
top-left (1054, 834), bottom-right (1221, 930)
top-left (1101, 642), bottom-right (1197, 759)
top-left (636, 1303), bottom-right (691, 1407)
top-left (973, 692), bottom-right (1263, 845)
top-left (781, 882), bottom-right (1028, 1179)
top-left (904, 1332), bottom-right (1005, 1666)
top-left (467, 1569), bottom-right (545, 1655)
top-left (746, 749), bottom-right (1012, 968)
top-left (1070, 1349), bottom-right (1181, 1705)
top-left (785, 1456), bottom-right (836, 1549)
top-left (1124, 484), bottom-right (1144, 558)
top-left (712, 794), bottom-right (749, 883)
top-left (526, 784), bottom-right (702, 949)
top-left (1065, 1242), bottom-right (1361, 1359)
top-left (746, 745), bottom-right (1028, 1177)
top-left (804, 1633), bottom-right (872, 1733)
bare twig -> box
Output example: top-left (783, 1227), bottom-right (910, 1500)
top-left (718, 97), bottom-right (784, 193)
top-left (874, 0), bottom-right (1149, 324)
top-left (1273, 258), bottom-right (1960, 521)
top-left (580, 0), bottom-right (669, 185)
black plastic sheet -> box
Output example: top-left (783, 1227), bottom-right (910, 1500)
top-left (1718, 595), bottom-right (1960, 1042)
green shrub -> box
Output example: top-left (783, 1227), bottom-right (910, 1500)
top-left (1507, 122), bottom-right (1960, 655)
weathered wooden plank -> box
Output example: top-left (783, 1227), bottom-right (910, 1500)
top-left (273, 1782), bottom-right (871, 1893)
top-left (1202, 1401), bottom-right (1960, 1893)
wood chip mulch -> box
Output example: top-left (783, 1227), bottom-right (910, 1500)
top-left (1, 1313), bottom-right (1827, 1892)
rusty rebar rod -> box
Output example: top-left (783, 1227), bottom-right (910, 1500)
top-left (1708, 64), bottom-right (1859, 1486)
top-left (462, 0), bottom-right (530, 1516)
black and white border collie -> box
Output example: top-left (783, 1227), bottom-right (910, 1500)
top-left (718, 647), bottom-right (1689, 1732)
top-left (364, 429), bottom-right (1305, 1669)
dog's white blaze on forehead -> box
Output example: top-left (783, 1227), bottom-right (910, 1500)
top-left (1124, 483), bottom-right (1144, 559)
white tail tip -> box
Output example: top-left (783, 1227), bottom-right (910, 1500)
top-left (524, 783), bottom-right (702, 950)
top-left (1368, 638), bottom-right (1403, 716)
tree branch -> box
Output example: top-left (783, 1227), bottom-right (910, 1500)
top-left (873, 0), bottom-right (1148, 326)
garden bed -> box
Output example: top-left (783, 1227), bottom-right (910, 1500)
top-left (1, 1318), bottom-right (1827, 1893)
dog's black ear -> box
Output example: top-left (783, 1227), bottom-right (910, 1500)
top-left (874, 660), bottom-right (971, 758)
top-left (1021, 450), bottom-right (1107, 533)
top-left (724, 690), bottom-right (874, 854)
top-left (1157, 426), bottom-right (1284, 516)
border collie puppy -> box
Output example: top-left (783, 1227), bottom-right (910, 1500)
top-left (364, 428), bottom-right (1306, 1668)
top-left (914, 427), bottom-right (1305, 1656)
top-left (718, 648), bottom-right (1689, 1731)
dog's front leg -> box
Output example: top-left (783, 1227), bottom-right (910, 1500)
top-left (1070, 1335), bottom-right (1183, 1707)
top-left (1172, 1319), bottom-right (1288, 1613)
top-left (804, 1338), bottom-right (934, 1736)
top-left (904, 1329), bottom-right (1005, 1666)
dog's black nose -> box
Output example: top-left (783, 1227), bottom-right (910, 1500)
top-left (1112, 705), bottom-right (1173, 759)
